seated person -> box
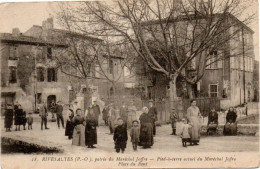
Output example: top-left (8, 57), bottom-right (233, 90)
top-left (207, 108), bottom-right (218, 135)
top-left (223, 107), bottom-right (237, 136)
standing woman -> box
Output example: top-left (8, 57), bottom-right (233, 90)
top-left (187, 100), bottom-right (201, 145)
top-left (65, 105), bottom-right (74, 139)
top-left (72, 109), bottom-right (85, 147)
top-left (102, 104), bottom-right (109, 126)
top-left (85, 106), bottom-right (97, 148)
top-left (128, 101), bottom-right (137, 128)
top-left (14, 104), bottom-right (24, 131)
top-left (139, 107), bottom-right (154, 148)
top-left (4, 104), bottom-right (14, 132)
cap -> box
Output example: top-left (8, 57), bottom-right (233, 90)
top-left (148, 99), bottom-right (154, 103)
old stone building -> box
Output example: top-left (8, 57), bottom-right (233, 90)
top-left (1, 18), bottom-right (138, 113)
top-left (136, 13), bottom-right (255, 111)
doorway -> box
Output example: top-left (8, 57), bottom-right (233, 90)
top-left (47, 95), bottom-right (56, 111)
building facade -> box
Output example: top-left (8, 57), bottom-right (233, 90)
top-left (1, 18), bottom-right (138, 113)
top-left (136, 14), bottom-right (255, 109)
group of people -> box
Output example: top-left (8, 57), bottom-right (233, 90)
top-left (4, 98), bottom-right (239, 151)
top-left (65, 99), bottom-right (158, 152)
top-left (38, 101), bottom-right (65, 130)
top-left (4, 103), bottom-right (33, 132)
top-left (170, 100), bottom-right (239, 148)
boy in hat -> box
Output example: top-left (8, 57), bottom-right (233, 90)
top-left (130, 120), bottom-right (140, 151)
top-left (27, 112), bottom-right (34, 130)
top-left (148, 100), bottom-right (158, 135)
top-left (170, 108), bottom-right (178, 135)
top-left (113, 118), bottom-right (128, 153)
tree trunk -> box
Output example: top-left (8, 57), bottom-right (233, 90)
top-left (187, 83), bottom-right (195, 99)
top-left (169, 74), bottom-right (178, 110)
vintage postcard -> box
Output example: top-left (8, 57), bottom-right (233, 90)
top-left (0, 0), bottom-right (259, 168)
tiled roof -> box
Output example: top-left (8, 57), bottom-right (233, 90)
top-left (140, 13), bottom-right (254, 34)
top-left (0, 33), bottom-right (68, 47)
top-left (32, 25), bottom-right (103, 42)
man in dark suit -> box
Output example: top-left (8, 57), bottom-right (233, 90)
top-left (92, 100), bottom-right (101, 126)
top-left (39, 101), bottom-right (49, 130)
top-left (56, 101), bottom-right (64, 129)
top-left (148, 100), bottom-right (158, 135)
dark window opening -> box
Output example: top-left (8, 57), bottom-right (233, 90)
top-left (37, 93), bottom-right (42, 104)
top-left (9, 66), bottom-right (17, 83)
top-left (37, 67), bottom-right (45, 82)
top-left (87, 64), bottom-right (91, 75)
top-left (109, 59), bottom-right (113, 74)
top-left (47, 68), bottom-right (57, 82)
top-left (9, 46), bottom-right (18, 60)
top-left (209, 84), bottom-right (218, 97)
top-left (47, 48), bottom-right (52, 59)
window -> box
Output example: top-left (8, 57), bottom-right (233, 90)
top-left (9, 45), bottom-right (18, 60)
top-left (206, 51), bottom-right (218, 69)
top-left (9, 66), bottom-right (17, 83)
top-left (37, 93), bottom-right (42, 104)
top-left (87, 64), bottom-right (91, 75)
top-left (47, 47), bottom-right (52, 59)
top-left (109, 59), bottom-right (113, 74)
top-left (47, 68), bottom-right (57, 82)
top-left (240, 56), bottom-right (243, 70)
top-left (209, 84), bottom-right (218, 97)
top-left (37, 67), bottom-right (45, 82)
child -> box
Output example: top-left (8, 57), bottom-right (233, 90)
top-left (180, 118), bottom-right (191, 147)
top-left (170, 109), bottom-right (178, 135)
top-left (27, 112), bottom-right (33, 130)
top-left (113, 118), bottom-right (128, 153)
top-left (130, 120), bottom-right (140, 151)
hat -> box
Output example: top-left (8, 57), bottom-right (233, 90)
top-left (132, 120), bottom-right (139, 124)
top-left (148, 99), bottom-right (154, 103)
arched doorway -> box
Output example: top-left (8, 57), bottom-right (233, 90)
top-left (47, 95), bottom-right (56, 111)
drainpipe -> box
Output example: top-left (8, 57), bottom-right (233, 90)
top-left (242, 27), bottom-right (246, 104)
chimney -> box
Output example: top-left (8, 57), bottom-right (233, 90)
top-left (42, 17), bottom-right (53, 30)
top-left (12, 28), bottom-right (20, 37)
top-left (42, 17), bottom-right (54, 40)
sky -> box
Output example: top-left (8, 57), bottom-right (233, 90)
top-left (0, 1), bottom-right (258, 60)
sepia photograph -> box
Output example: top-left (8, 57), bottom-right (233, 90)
top-left (0, 0), bottom-right (259, 168)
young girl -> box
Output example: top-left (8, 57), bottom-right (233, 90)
top-left (113, 118), bottom-right (128, 153)
top-left (180, 118), bottom-right (191, 147)
top-left (130, 120), bottom-right (140, 151)
top-left (27, 112), bottom-right (33, 130)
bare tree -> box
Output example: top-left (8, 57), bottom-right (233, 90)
top-left (52, 5), bottom-right (134, 100)
top-left (55, 0), bottom-right (255, 108)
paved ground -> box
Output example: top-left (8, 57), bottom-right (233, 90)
top-left (1, 118), bottom-right (259, 155)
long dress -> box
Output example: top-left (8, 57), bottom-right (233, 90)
top-left (4, 109), bottom-right (13, 128)
top-left (187, 106), bottom-right (201, 143)
top-left (85, 114), bottom-right (97, 146)
top-left (224, 110), bottom-right (237, 136)
top-left (72, 115), bottom-right (85, 146)
top-left (139, 113), bottom-right (154, 147)
top-left (14, 109), bottom-right (24, 125)
top-left (65, 109), bottom-right (74, 139)
top-left (128, 105), bottom-right (137, 127)
top-left (207, 111), bottom-right (218, 134)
